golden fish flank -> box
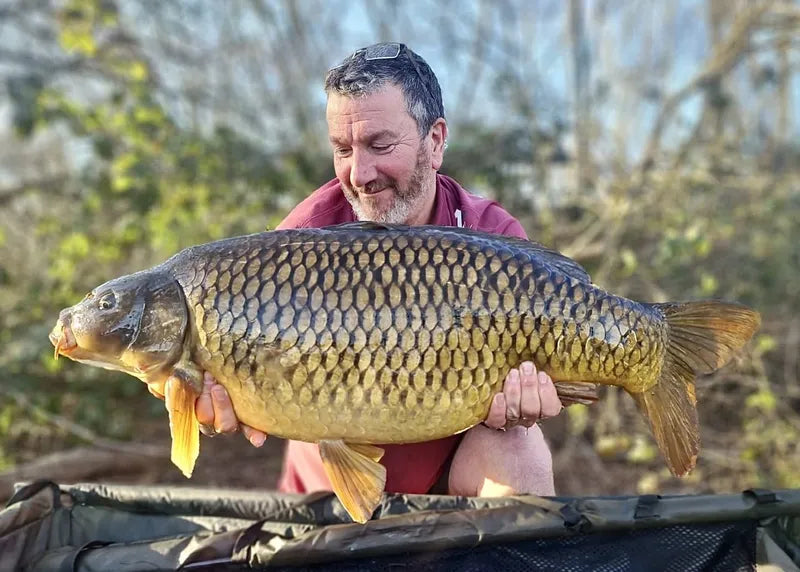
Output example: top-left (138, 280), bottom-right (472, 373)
top-left (49, 222), bottom-right (760, 524)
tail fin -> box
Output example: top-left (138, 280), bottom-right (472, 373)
top-left (630, 301), bottom-right (760, 477)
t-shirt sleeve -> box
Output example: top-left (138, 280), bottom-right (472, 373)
top-left (276, 209), bottom-right (305, 230)
top-left (480, 204), bottom-right (528, 240)
top-left (276, 179), bottom-right (346, 230)
top-left (497, 217), bottom-right (528, 240)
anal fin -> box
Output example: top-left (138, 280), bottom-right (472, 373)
top-left (164, 374), bottom-right (201, 478)
top-left (628, 357), bottom-right (700, 477)
top-left (553, 381), bottom-right (600, 406)
top-left (318, 440), bottom-right (386, 524)
top-left (348, 443), bottom-right (385, 463)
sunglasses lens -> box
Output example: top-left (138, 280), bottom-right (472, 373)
top-left (364, 42), bottom-right (402, 60)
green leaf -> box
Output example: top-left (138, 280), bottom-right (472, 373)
top-left (699, 272), bottom-right (718, 295)
top-left (60, 232), bottom-right (91, 258)
top-left (621, 248), bottom-right (637, 275)
top-left (59, 27), bottom-right (96, 56)
top-left (566, 404), bottom-right (589, 434)
top-left (626, 434), bottom-right (658, 463)
top-left (595, 434), bottom-right (631, 458)
top-left (754, 335), bottom-right (777, 356)
top-left (128, 62), bottom-right (149, 82)
top-left (695, 236), bottom-right (712, 257)
top-left (745, 389), bottom-right (777, 413)
top-left (636, 473), bottom-right (660, 494)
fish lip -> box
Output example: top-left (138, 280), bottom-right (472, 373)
top-left (50, 320), bottom-right (78, 358)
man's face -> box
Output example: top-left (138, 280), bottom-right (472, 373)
top-left (326, 84), bottom-right (440, 224)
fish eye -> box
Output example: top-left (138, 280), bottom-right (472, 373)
top-left (98, 292), bottom-right (116, 311)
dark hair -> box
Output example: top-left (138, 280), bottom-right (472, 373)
top-left (324, 43), bottom-right (445, 136)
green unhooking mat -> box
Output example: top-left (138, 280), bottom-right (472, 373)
top-left (1, 480), bottom-right (799, 571)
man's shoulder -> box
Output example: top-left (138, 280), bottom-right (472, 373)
top-left (278, 179), bottom-right (354, 230)
top-left (439, 174), bottom-right (527, 239)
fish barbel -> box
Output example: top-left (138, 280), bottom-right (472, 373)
top-left (49, 222), bottom-right (760, 522)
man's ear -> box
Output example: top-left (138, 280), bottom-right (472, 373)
top-left (429, 118), bottom-right (448, 170)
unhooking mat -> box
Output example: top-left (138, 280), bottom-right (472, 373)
top-left (1, 480), bottom-right (799, 571)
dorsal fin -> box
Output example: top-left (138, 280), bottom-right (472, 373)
top-left (509, 238), bottom-right (592, 283)
top-left (318, 222), bottom-right (593, 284)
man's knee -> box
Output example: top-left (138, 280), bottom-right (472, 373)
top-left (448, 424), bottom-right (555, 497)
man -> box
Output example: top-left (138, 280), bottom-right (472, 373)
top-left (191, 43), bottom-right (565, 497)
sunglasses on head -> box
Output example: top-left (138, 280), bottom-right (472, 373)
top-left (340, 42), bottom-right (435, 104)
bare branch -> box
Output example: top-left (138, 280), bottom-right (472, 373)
top-left (0, 175), bottom-right (69, 207)
top-left (637, 2), bottom-right (776, 175)
top-left (569, 0), bottom-right (593, 188)
top-left (0, 446), bottom-right (162, 503)
top-left (455, 0), bottom-right (489, 118)
top-left (0, 389), bottom-right (165, 458)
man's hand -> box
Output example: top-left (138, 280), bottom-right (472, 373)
top-left (146, 373), bottom-right (267, 447)
top-left (483, 361), bottom-right (562, 430)
top-left (195, 372), bottom-right (268, 447)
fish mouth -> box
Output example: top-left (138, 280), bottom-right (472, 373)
top-left (50, 320), bottom-right (78, 360)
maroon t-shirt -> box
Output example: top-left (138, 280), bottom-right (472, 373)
top-left (276, 173), bottom-right (528, 495)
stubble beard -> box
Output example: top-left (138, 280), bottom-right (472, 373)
top-left (342, 145), bottom-right (431, 225)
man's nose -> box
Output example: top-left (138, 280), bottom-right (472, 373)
top-left (349, 150), bottom-right (377, 189)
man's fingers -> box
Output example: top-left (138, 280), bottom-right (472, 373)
top-left (537, 371), bottom-right (563, 419)
top-left (196, 372), bottom-right (248, 437)
top-left (484, 393), bottom-right (507, 429)
top-left (195, 378), bottom-right (216, 427)
top-left (241, 424), bottom-right (268, 448)
top-left (211, 383), bottom-right (239, 433)
top-left (503, 369), bottom-right (521, 423)
top-left (518, 361), bottom-right (542, 426)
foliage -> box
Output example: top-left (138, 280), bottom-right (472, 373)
top-left (518, 151), bottom-right (800, 494)
top-left (0, 0), bottom-right (331, 452)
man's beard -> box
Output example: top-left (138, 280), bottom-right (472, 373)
top-left (342, 145), bottom-right (430, 224)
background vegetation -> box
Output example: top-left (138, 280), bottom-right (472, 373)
top-left (0, 0), bottom-right (798, 499)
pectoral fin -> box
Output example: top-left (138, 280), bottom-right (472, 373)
top-left (318, 440), bottom-right (386, 524)
top-left (164, 374), bottom-right (201, 478)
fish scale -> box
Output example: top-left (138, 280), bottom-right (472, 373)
top-left (172, 225), bottom-right (663, 444)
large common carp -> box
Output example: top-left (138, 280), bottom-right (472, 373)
top-left (50, 223), bottom-right (760, 522)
